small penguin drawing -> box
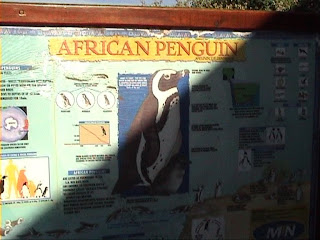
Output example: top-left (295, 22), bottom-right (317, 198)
top-left (35, 183), bottom-right (42, 198)
top-left (18, 227), bottom-right (42, 239)
top-left (60, 93), bottom-right (71, 108)
top-left (104, 94), bottom-right (110, 106)
top-left (214, 180), bottom-right (222, 198)
top-left (42, 187), bottom-right (48, 197)
top-left (101, 126), bottom-right (107, 136)
top-left (10, 217), bottom-right (24, 227)
top-left (239, 151), bottom-right (252, 169)
top-left (74, 222), bottom-right (98, 233)
top-left (275, 128), bottom-right (283, 143)
top-left (82, 93), bottom-right (91, 106)
top-left (46, 229), bottom-right (70, 238)
top-left (0, 227), bottom-right (10, 237)
top-left (112, 69), bottom-right (190, 195)
top-left (21, 182), bottom-right (30, 198)
top-left (0, 176), bottom-right (7, 199)
top-left (268, 128), bottom-right (276, 143)
top-left (5, 220), bottom-right (12, 230)
top-left (170, 204), bottom-right (192, 214)
top-left (194, 185), bottom-right (204, 203)
top-left (266, 168), bottom-right (276, 183)
top-left (299, 48), bottom-right (308, 55)
top-left (5, 218), bottom-right (23, 235)
top-left (296, 185), bottom-right (303, 201)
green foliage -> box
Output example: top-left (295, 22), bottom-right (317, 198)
top-left (151, 0), bottom-right (164, 7)
top-left (142, 0), bottom-right (320, 13)
top-left (174, 0), bottom-right (320, 13)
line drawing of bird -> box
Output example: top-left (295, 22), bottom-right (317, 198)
top-left (82, 94), bottom-right (91, 106)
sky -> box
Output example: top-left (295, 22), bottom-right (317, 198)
top-left (2, 0), bottom-right (177, 6)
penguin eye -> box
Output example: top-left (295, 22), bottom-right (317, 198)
top-left (164, 74), bottom-right (170, 80)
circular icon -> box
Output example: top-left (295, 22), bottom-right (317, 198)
top-left (56, 91), bottom-right (74, 109)
top-left (1, 107), bottom-right (28, 142)
top-left (97, 91), bottom-right (116, 110)
top-left (77, 91), bottom-right (95, 109)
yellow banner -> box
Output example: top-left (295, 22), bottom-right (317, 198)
top-left (49, 37), bottom-right (246, 62)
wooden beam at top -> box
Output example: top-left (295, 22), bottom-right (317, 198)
top-left (0, 3), bottom-right (319, 32)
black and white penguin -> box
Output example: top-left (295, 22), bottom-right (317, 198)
top-left (42, 186), bottom-right (48, 197)
top-left (296, 184), bottom-right (303, 201)
top-left (214, 180), bottom-right (222, 198)
top-left (194, 185), bottom-right (204, 203)
top-left (112, 69), bottom-right (189, 195)
top-left (35, 183), bottom-right (42, 198)
top-left (21, 182), bottom-right (30, 198)
top-left (0, 176), bottom-right (7, 199)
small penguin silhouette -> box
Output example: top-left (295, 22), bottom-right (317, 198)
top-left (194, 185), bottom-right (204, 203)
top-left (275, 128), bottom-right (283, 143)
top-left (104, 94), bottom-right (110, 106)
top-left (296, 185), bottom-right (303, 201)
top-left (268, 128), bottom-right (276, 143)
top-left (0, 176), bottom-right (7, 199)
top-left (268, 168), bottom-right (276, 183)
top-left (214, 180), bottom-right (222, 198)
top-left (35, 183), bottom-right (42, 198)
top-left (42, 187), bottom-right (48, 197)
top-left (60, 93), bottom-right (71, 107)
top-left (101, 126), bottom-right (107, 136)
top-left (299, 48), bottom-right (308, 55)
top-left (21, 182), bottom-right (30, 198)
top-left (239, 151), bottom-right (251, 168)
top-left (82, 94), bottom-right (91, 106)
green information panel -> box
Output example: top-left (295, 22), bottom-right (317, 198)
top-left (0, 27), bottom-right (318, 239)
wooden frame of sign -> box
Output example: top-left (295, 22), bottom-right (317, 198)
top-left (0, 2), bottom-right (319, 239)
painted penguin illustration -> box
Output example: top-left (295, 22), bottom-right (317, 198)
top-left (0, 227), bottom-right (10, 237)
top-left (112, 69), bottom-right (189, 195)
top-left (268, 168), bottom-right (276, 183)
top-left (21, 182), bottom-right (30, 198)
top-left (268, 128), bottom-right (276, 143)
top-left (42, 186), bottom-right (48, 197)
top-left (299, 48), bottom-right (308, 55)
top-left (74, 222), bottom-right (98, 233)
top-left (35, 183), bottom-right (42, 198)
top-left (296, 185), bottom-right (303, 201)
top-left (214, 180), bottom-right (222, 198)
top-left (131, 206), bottom-right (153, 215)
top-left (104, 94), bottom-right (110, 106)
top-left (106, 208), bottom-right (130, 223)
top-left (195, 219), bottom-right (222, 240)
top-left (101, 126), bottom-right (107, 136)
top-left (18, 227), bottom-right (42, 239)
top-left (60, 93), bottom-right (71, 108)
top-left (0, 176), bottom-right (7, 199)
top-left (194, 185), bottom-right (204, 203)
top-left (10, 217), bottom-right (24, 227)
top-left (82, 94), bottom-right (91, 106)
top-left (46, 229), bottom-right (70, 238)
top-left (170, 204), bottom-right (193, 214)
top-left (275, 128), bottom-right (283, 143)
top-left (239, 151), bottom-right (251, 169)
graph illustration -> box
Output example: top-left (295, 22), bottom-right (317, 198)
top-left (79, 121), bottom-right (110, 145)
